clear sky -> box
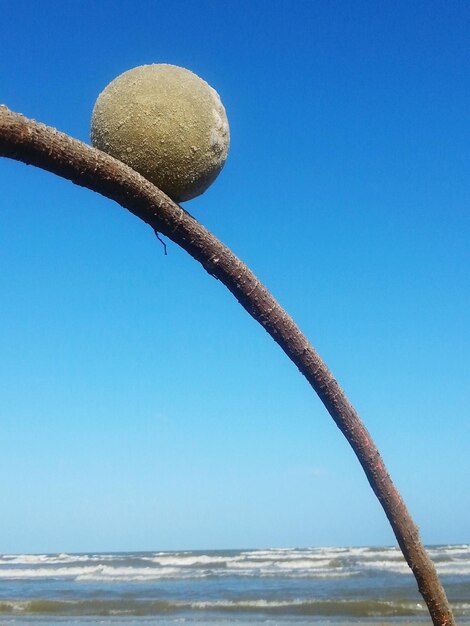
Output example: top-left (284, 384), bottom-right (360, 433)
top-left (1, 0), bottom-right (469, 554)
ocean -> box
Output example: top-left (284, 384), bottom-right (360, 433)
top-left (0, 545), bottom-right (469, 626)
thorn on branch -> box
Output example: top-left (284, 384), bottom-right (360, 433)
top-left (154, 229), bottom-right (168, 255)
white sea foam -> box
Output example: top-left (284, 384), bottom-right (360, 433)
top-left (0, 553), bottom-right (111, 566)
top-left (189, 599), bottom-right (307, 609)
top-left (0, 554), bottom-right (51, 565)
top-left (229, 558), bottom-right (332, 570)
top-left (436, 562), bottom-right (470, 576)
top-left (259, 569), bottom-right (355, 579)
top-left (76, 565), bottom-right (205, 582)
top-left (0, 564), bottom-right (208, 582)
top-left (428, 545), bottom-right (470, 559)
top-left (146, 554), bottom-right (238, 566)
top-left (1, 545), bottom-right (469, 583)
top-left (360, 559), bottom-right (412, 574)
top-left (0, 566), bottom-right (100, 579)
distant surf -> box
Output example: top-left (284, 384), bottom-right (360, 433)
top-left (0, 545), bottom-right (469, 624)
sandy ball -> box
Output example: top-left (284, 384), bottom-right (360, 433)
top-left (91, 64), bottom-right (230, 202)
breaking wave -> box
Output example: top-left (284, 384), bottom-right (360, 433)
top-left (1, 545), bottom-right (469, 619)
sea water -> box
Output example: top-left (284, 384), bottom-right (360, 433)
top-left (0, 545), bottom-right (469, 625)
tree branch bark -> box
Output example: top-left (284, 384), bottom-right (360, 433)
top-left (0, 105), bottom-right (455, 625)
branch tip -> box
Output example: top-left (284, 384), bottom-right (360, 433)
top-left (154, 229), bottom-right (168, 255)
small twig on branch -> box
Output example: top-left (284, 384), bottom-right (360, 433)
top-left (154, 229), bottom-right (168, 255)
top-left (0, 106), bottom-right (455, 626)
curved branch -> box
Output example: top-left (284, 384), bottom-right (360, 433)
top-left (0, 105), bottom-right (454, 625)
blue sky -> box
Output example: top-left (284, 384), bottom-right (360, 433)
top-left (1, 0), bottom-right (469, 553)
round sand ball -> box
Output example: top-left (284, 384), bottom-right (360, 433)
top-left (91, 64), bottom-right (230, 202)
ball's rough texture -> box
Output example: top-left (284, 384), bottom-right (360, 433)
top-left (91, 64), bottom-right (230, 202)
